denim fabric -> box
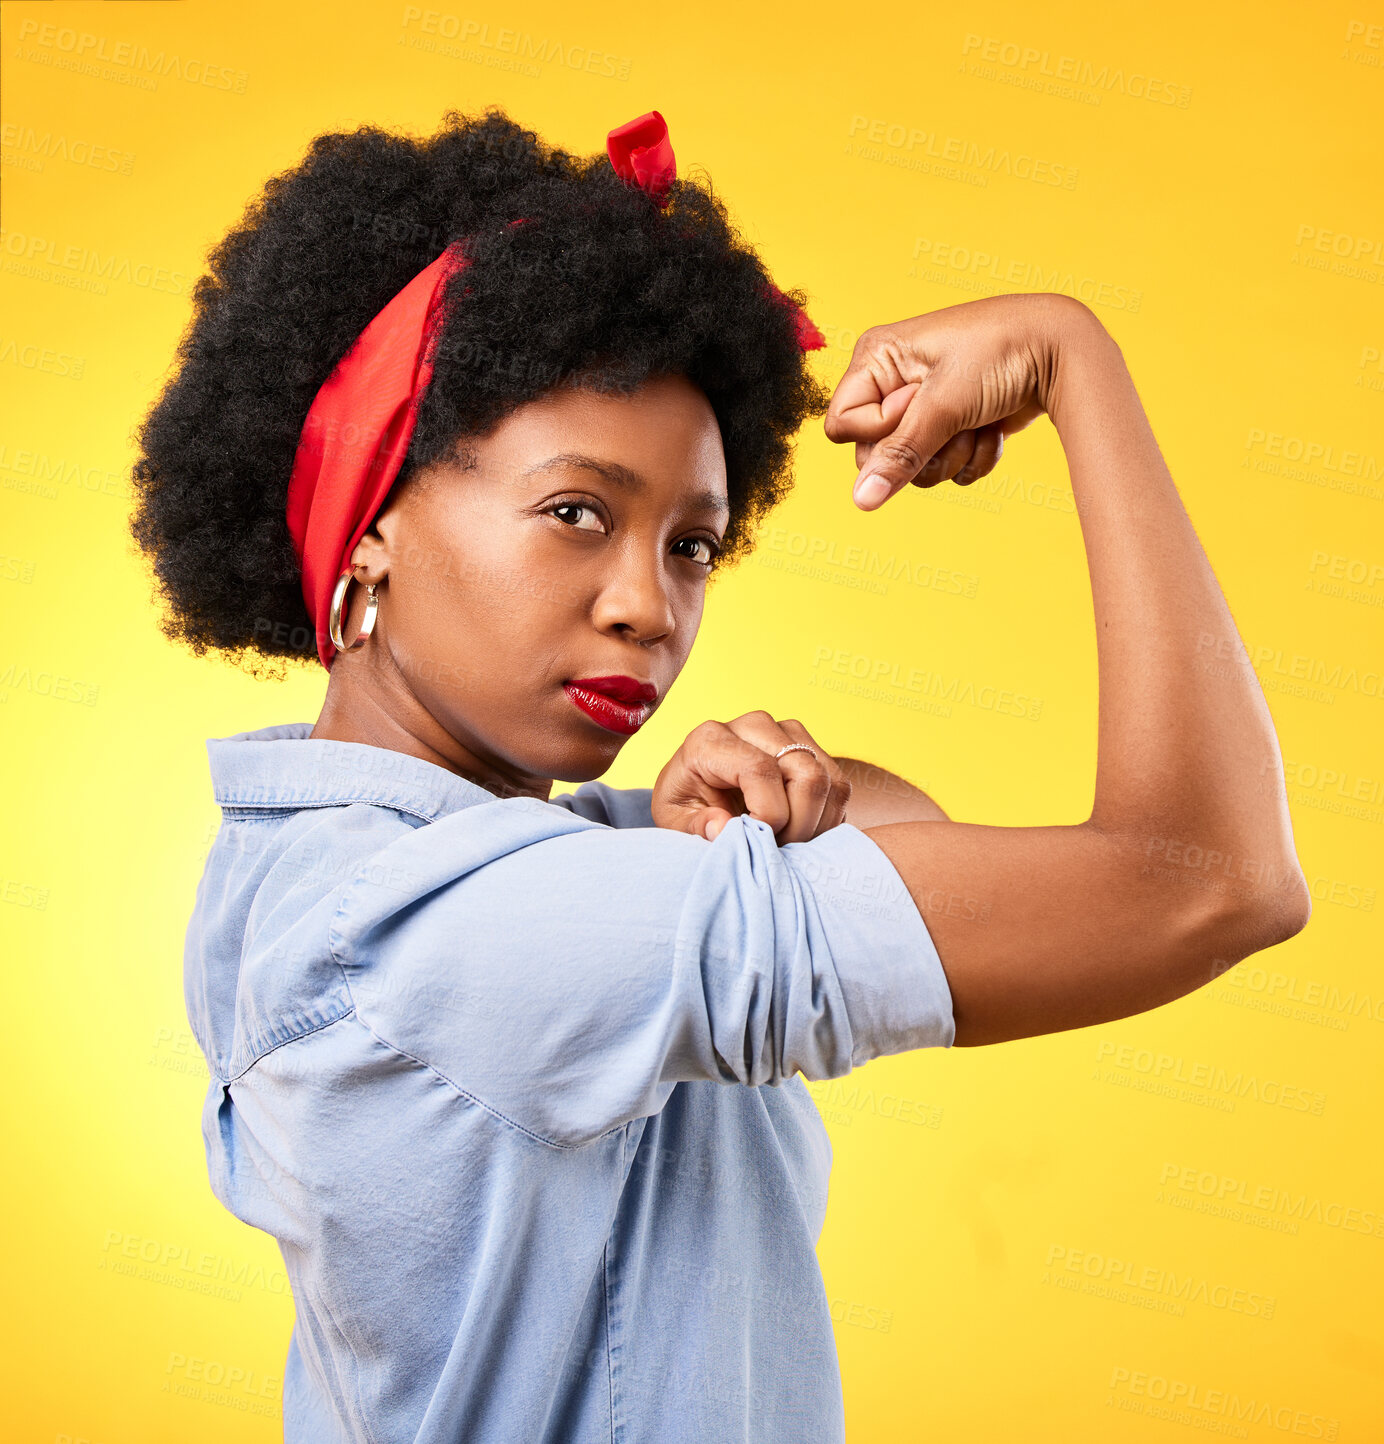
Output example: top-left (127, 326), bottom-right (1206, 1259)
top-left (184, 721), bottom-right (955, 1442)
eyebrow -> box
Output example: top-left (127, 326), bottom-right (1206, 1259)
top-left (522, 452), bottom-right (729, 519)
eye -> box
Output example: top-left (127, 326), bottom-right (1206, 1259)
top-left (545, 500), bottom-right (607, 535)
top-left (672, 536), bottom-right (721, 566)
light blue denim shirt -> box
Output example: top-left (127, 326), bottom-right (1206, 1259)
top-left (185, 721), bottom-right (955, 1442)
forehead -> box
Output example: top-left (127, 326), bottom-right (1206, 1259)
top-left (480, 375), bottom-right (728, 510)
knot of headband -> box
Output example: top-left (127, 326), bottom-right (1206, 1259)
top-left (285, 109), bottom-right (826, 670)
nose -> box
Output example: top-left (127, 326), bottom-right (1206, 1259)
top-left (591, 540), bottom-right (677, 646)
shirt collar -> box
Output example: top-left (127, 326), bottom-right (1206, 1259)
top-left (207, 722), bottom-right (508, 825)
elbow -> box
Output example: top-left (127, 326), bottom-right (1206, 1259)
top-left (1139, 848), bottom-right (1313, 1001)
top-left (1266, 868), bottom-right (1313, 944)
top-left (1202, 863), bottom-right (1313, 966)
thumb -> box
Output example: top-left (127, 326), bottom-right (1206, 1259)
top-left (654, 796), bottom-right (737, 841)
top-left (852, 383), bottom-right (963, 510)
top-left (702, 807), bottom-right (735, 842)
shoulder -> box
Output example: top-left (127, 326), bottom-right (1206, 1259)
top-left (546, 780), bottom-right (655, 830)
top-left (194, 802), bottom-right (426, 1077)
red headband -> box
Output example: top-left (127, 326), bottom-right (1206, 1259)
top-left (285, 109), bottom-right (826, 669)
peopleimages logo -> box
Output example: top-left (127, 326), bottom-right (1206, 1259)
top-left (398, 6), bottom-right (633, 81)
top-left (0, 446), bottom-right (127, 499)
top-left (910, 236), bottom-right (1143, 314)
top-left (810, 645), bottom-right (1043, 721)
top-left (0, 228), bottom-right (188, 296)
top-left (0, 123), bottom-right (136, 176)
top-left (14, 19), bottom-right (249, 93)
top-left (1213, 964), bottom-right (1384, 1024)
top-left (960, 33), bottom-right (1193, 108)
top-left (1106, 1367), bottom-right (1339, 1440)
top-left (1157, 1163), bottom-right (1384, 1239)
top-left (1245, 427), bottom-right (1384, 480)
top-left (1094, 1040), bottom-right (1327, 1116)
top-left (1043, 1244), bottom-right (1276, 1319)
top-left (846, 115), bottom-right (1079, 190)
top-left (0, 338), bottom-right (85, 381)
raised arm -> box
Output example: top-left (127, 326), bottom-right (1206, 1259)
top-left (826, 293), bottom-right (1310, 1047)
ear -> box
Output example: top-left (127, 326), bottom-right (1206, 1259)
top-left (349, 468), bottom-right (429, 583)
top-left (347, 527), bottom-right (391, 586)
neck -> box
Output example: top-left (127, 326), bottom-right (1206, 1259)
top-left (310, 652), bottom-right (554, 803)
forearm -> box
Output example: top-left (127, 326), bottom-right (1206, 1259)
top-left (832, 756), bottom-right (949, 826)
top-left (1047, 304), bottom-right (1307, 923)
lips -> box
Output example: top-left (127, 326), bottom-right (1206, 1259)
top-left (564, 675), bottom-right (657, 736)
top-left (569, 675), bottom-right (657, 705)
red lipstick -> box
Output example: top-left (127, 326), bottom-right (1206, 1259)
top-left (564, 675), bottom-right (657, 736)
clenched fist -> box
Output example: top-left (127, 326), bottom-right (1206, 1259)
top-left (651, 711), bottom-right (853, 844)
top-left (825, 291), bottom-right (1085, 509)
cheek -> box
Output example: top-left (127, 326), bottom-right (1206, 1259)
top-left (387, 539), bottom-right (574, 687)
top-left (676, 579), bottom-right (708, 636)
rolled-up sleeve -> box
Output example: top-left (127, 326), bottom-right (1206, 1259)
top-left (331, 806), bottom-right (954, 1148)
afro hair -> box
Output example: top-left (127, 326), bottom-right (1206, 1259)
top-left (128, 105), bottom-right (831, 677)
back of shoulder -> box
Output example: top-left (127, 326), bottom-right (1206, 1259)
top-left (187, 802), bottom-right (424, 1077)
top-left (547, 780), bottom-right (655, 830)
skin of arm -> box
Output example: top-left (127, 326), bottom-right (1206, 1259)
top-left (831, 755), bottom-right (949, 825)
top-left (826, 293), bottom-right (1311, 1047)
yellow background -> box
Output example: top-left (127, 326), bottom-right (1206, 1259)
top-left (3, 0), bottom-right (1381, 1438)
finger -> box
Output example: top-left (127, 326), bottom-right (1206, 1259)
top-left (736, 752), bottom-right (794, 836)
top-left (776, 720), bottom-right (852, 837)
top-left (910, 429), bottom-right (979, 490)
top-left (851, 380), bottom-right (967, 511)
top-left (832, 379), bottom-right (923, 447)
top-left (692, 724), bottom-right (794, 836)
top-left (998, 399), bottom-right (1047, 440)
top-left (858, 393), bottom-right (1039, 490)
top-left (765, 744), bottom-right (831, 844)
top-left (825, 358), bottom-right (921, 443)
top-left (853, 387), bottom-right (924, 471)
top-left (721, 713), bottom-right (829, 844)
top-left (660, 722), bottom-right (783, 838)
top-left (653, 763), bottom-right (740, 841)
top-left (859, 379), bottom-right (922, 438)
top-left (953, 423), bottom-right (1005, 486)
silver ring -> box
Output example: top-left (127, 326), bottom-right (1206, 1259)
top-left (774, 743), bottom-right (818, 762)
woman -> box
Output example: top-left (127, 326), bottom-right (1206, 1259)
top-left (130, 107), bottom-right (1310, 1442)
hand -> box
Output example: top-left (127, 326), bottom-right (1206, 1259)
top-left (651, 712), bottom-right (853, 844)
top-left (824, 291), bottom-right (1095, 510)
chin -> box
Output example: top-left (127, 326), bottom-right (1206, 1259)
top-left (552, 745), bottom-right (624, 786)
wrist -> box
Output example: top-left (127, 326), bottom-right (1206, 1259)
top-left (1034, 296), bottom-right (1119, 427)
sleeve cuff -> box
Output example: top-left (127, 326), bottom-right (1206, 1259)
top-left (780, 821), bottom-right (957, 1063)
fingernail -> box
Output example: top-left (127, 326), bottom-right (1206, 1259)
top-left (853, 473), bottom-right (892, 509)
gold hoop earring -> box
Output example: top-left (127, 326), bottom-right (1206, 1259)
top-left (328, 569), bottom-right (378, 652)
